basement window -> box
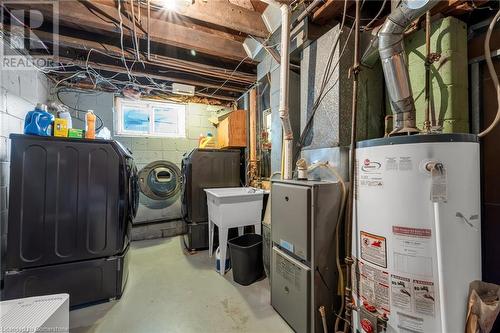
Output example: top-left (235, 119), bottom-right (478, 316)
top-left (115, 98), bottom-right (186, 138)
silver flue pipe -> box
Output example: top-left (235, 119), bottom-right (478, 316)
top-left (363, 0), bottom-right (439, 135)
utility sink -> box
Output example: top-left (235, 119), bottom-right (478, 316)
top-left (204, 187), bottom-right (267, 275)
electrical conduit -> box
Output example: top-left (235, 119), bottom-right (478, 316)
top-left (478, 9), bottom-right (500, 138)
top-left (279, 3), bottom-right (293, 180)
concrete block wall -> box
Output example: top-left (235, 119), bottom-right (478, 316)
top-left (55, 91), bottom-right (218, 170)
top-left (55, 90), bottom-right (222, 225)
top-left (0, 55), bottom-right (51, 264)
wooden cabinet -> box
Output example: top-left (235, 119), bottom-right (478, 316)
top-left (217, 109), bottom-right (247, 149)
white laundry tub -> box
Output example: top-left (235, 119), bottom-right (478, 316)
top-left (204, 187), bottom-right (267, 275)
top-left (205, 187), bottom-right (266, 226)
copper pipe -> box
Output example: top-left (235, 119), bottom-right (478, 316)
top-left (384, 115), bottom-right (393, 137)
top-left (147, 0), bottom-right (151, 60)
top-left (319, 306), bottom-right (328, 333)
top-left (344, 0), bottom-right (361, 332)
top-left (423, 10), bottom-right (432, 133)
top-left (292, 0), bottom-right (325, 28)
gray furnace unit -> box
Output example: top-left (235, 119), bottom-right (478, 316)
top-left (271, 180), bottom-right (342, 333)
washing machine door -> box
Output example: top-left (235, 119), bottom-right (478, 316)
top-left (138, 160), bottom-right (182, 201)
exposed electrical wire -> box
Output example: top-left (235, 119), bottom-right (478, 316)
top-left (117, 0), bottom-right (133, 81)
top-left (209, 56), bottom-right (250, 97)
top-left (478, 9), bottom-right (500, 138)
top-left (362, 0), bottom-right (388, 31)
top-left (56, 88), bottom-right (105, 131)
top-left (295, 0), bottom-right (352, 159)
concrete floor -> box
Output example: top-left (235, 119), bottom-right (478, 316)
top-left (70, 237), bottom-right (292, 333)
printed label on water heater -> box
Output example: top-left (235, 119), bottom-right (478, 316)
top-left (360, 231), bottom-right (387, 268)
top-left (391, 274), bottom-right (412, 312)
top-left (358, 260), bottom-right (391, 314)
top-left (359, 159), bottom-right (383, 188)
top-left (399, 157), bottom-right (413, 171)
top-left (431, 166), bottom-right (447, 202)
top-left (392, 226), bottom-right (434, 277)
top-left (385, 157), bottom-right (398, 171)
top-left (413, 279), bottom-right (435, 317)
top-left (397, 312), bottom-right (424, 333)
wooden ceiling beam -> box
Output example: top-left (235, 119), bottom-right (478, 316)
top-left (150, 0), bottom-right (269, 37)
top-left (312, 0), bottom-right (354, 25)
top-left (51, 55), bottom-right (243, 99)
top-left (32, 30), bottom-right (255, 86)
top-left (250, 0), bottom-right (269, 14)
top-left (90, 0), bottom-right (269, 37)
top-left (229, 0), bottom-right (255, 11)
top-left (30, 1), bottom-right (248, 61)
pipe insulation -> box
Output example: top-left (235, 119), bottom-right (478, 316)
top-left (279, 4), bottom-right (293, 180)
top-left (372, 0), bottom-right (439, 135)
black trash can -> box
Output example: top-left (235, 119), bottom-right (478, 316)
top-left (228, 234), bottom-right (264, 286)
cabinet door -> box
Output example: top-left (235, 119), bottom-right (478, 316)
top-left (217, 118), bottom-right (229, 148)
top-left (227, 110), bottom-right (246, 147)
top-left (217, 110), bottom-right (246, 148)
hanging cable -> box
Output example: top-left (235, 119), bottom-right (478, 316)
top-left (209, 57), bottom-right (250, 97)
top-left (344, 0), bottom-right (361, 331)
top-left (478, 9), bottom-right (500, 138)
top-left (117, 0), bottom-right (133, 81)
top-left (295, 0), bottom-right (349, 158)
top-left (362, 0), bottom-right (388, 31)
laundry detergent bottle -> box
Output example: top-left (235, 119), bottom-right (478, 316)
top-left (24, 103), bottom-right (54, 136)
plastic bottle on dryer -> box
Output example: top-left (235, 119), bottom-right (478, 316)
top-left (85, 110), bottom-right (96, 139)
top-left (24, 103), bottom-right (54, 136)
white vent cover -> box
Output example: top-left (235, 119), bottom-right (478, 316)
top-left (1, 294), bottom-right (69, 333)
top-left (172, 83), bottom-right (195, 96)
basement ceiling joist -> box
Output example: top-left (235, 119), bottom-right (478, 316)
top-left (89, 0), bottom-right (270, 37)
top-left (312, 0), bottom-right (490, 27)
top-left (29, 1), bottom-right (251, 61)
top-left (32, 31), bottom-right (255, 88)
top-left (48, 59), bottom-right (241, 101)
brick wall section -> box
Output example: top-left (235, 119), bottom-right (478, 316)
top-left (0, 55), bottom-right (51, 263)
top-left (55, 91), bottom-right (223, 223)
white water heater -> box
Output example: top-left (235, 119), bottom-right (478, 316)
top-left (352, 134), bottom-right (481, 333)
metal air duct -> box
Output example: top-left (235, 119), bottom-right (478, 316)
top-left (366, 0), bottom-right (439, 135)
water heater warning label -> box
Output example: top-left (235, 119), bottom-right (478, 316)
top-left (358, 260), bottom-right (391, 314)
top-left (391, 275), bottom-right (412, 311)
top-left (361, 231), bottom-right (387, 268)
top-left (413, 279), bottom-right (435, 317)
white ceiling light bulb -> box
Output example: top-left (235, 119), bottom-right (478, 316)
top-left (164, 0), bottom-right (177, 11)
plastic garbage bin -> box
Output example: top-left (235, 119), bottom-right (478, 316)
top-left (228, 234), bottom-right (264, 286)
